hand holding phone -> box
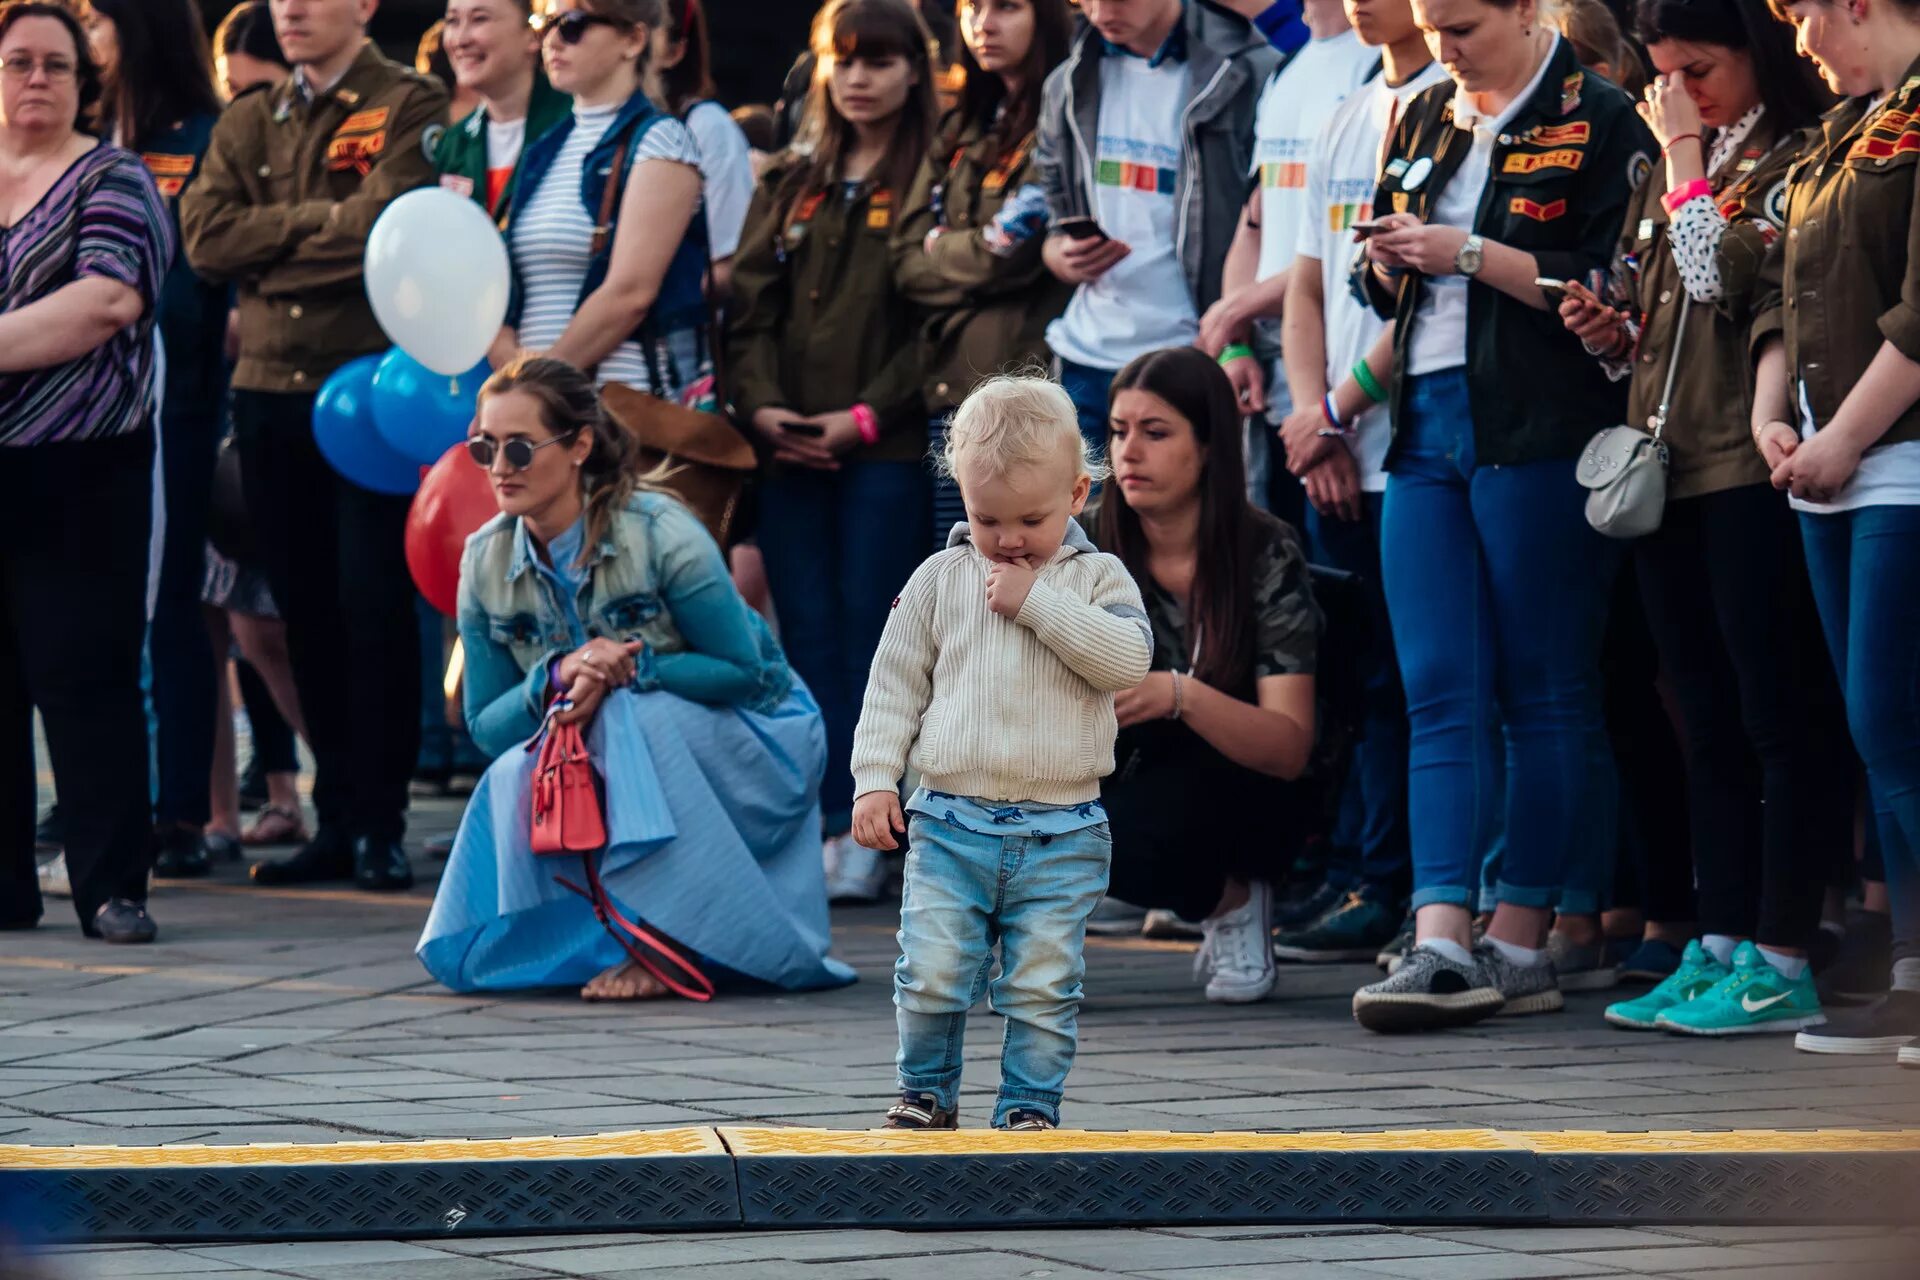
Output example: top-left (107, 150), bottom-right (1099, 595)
top-left (1054, 216), bottom-right (1109, 242)
top-left (1351, 219), bottom-right (1384, 240)
top-left (1535, 277), bottom-right (1570, 306)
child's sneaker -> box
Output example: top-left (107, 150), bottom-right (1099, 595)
top-left (1193, 879), bottom-right (1275, 1003)
top-left (1605, 939), bottom-right (1728, 1029)
top-left (882, 1090), bottom-right (958, 1129)
top-left (997, 1109), bottom-right (1056, 1132)
top-left (1656, 941), bottom-right (1824, 1036)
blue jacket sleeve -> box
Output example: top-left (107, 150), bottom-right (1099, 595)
top-left (1252, 0), bottom-right (1309, 55)
top-left (644, 506), bottom-right (765, 705)
top-left (457, 570), bottom-right (560, 760)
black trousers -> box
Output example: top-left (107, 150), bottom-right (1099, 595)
top-left (150, 404), bottom-right (221, 827)
top-left (231, 390), bottom-right (419, 841)
top-left (1103, 718), bottom-right (1311, 923)
top-left (1, 432), bottom-right (155, 927)
top-left (1634, 482), bottom-right (1852, 947)
top-left (1602, 561), bottom-right (1695, 923)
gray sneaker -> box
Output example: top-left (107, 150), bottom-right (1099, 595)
top-left (1353, 943), bottom-right (1505, 1033)
top-left (1547, 932), bottom-right (1620, 992)
top-left (1475, 939), bottom-right (1566, 1016)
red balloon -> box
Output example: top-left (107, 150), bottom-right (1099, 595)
top-left (406, 443), bottom-right (499, 616)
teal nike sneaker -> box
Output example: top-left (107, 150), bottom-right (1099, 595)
top-left (1604, 939), bottom-right (1728, 1030)
top-left (1655, 941), bottom-right (1825, 1036)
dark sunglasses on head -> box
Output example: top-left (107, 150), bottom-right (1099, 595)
top-left (467, 433), bottom-right (575, 470)
top-left (528, 9), bottom-right (628, 43)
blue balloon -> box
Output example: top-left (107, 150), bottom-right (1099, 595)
top-left (371, 349), bottom-right (489, 466)
top-left (312, 355), bottom-right (421, 496)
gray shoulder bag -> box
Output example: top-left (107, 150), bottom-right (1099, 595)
top-left (1576, 295), bottom-right (1686, 539)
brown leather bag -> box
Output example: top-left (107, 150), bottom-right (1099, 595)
top-left (600, 382), bottom-right (755, 547)
top-left (590, 110), bottom-right (754, 547)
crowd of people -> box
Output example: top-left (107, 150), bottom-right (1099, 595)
top-left (3, 0), bottom-right (1918, 1134)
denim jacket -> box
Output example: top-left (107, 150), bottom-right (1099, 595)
top-left (457, 491), bottom-right (793, 757)
top-left (500, 88), bottom-right (712, 343)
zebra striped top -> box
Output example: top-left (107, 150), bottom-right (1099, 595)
top-left (0, 143), bottom-right (172, 448)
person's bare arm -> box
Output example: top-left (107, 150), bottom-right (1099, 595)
top-left (0, 277), bottom-right (143, 372)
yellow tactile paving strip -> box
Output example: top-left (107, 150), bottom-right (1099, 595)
top-left (6, 1126), bottom-right (1918, 1170)
top-left (0, 1127), bottom-right (724, 1170)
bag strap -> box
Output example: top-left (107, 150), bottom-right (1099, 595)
top-left (1649, 293), bottom-right (1691, 442)
top-left (555, 852), bottom-right (717, 1002)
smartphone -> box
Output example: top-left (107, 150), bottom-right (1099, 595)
top-left (780, 419), bottom-right (826, 438)
top-left (1055, 216), bottom-right (1109, 242)
top-left (1535, 277), bottom-right (1571, 305)
top-left (1350, 218), bottom-right (1384, 239)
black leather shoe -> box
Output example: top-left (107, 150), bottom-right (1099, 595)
top-left (90, 898), bottom-right (157, 944)
top-left (252, 829), bottom-right (351, 885)
top-left (153, 827), bottom-right (212, 879)
top-left (353, 836), bottom-right (414, 892)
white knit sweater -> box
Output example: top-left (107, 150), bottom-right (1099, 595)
top-left (851, 521), bottom-right (1154, 806)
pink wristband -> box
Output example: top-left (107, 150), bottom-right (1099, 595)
top-left (1661, 179), bottom-right (1712, 215)
top-left (851, 403), bottom-right (880, 446)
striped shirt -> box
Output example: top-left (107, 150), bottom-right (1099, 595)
top-left (0, 144), bottom-right (172, 448)
top-left (511, 103), bottom-right (701, 391)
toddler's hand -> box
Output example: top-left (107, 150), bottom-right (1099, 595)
top-left (985, 558), bottom-right (1037, 619)
top-left (852, 791), bottom-right (906, 851)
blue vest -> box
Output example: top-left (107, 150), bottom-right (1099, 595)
top-left (502, 90), bottom-right (711, 345)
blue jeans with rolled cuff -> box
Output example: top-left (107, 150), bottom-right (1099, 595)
top-left (893, 813), bottom-right (1110, 1127)
top-left (1382, 370), bottom-right (1621, 915)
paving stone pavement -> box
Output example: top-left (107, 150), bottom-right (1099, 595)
top-left (8, 793), bottom-right (1920, 1274)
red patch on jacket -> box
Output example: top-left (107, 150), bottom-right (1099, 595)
top-left (1509, 196), bottom-right (1567, 222)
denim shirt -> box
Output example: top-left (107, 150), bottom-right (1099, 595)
top-left (500, 88), bottom-right (712, 342)
top-left (457, 490), bottom-right (793, 757)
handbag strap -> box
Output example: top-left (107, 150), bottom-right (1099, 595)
top-left (1649, 293), bottom-right (1691, 442)
top-left (556, 852), bottom-right (717, 1002)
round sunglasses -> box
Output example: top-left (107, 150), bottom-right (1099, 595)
top-left (527, 9), bottom-right (629, 43)
top-left (466, 433), bottom-right (575, 470)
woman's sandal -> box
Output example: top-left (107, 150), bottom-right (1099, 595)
top-left (242, 804), bottom-right (309, 847)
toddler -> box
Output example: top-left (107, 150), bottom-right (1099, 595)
top-left (850, 375), bottom-right (1152, 1131)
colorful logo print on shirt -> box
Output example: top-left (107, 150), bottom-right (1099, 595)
top-left (1096, 135), bottom-right (1180, 197)
top-left (1256, 136), bottom-right (1312, 191)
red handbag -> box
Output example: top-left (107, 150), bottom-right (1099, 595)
top-left (527, 706), bottom-right (716, 1002)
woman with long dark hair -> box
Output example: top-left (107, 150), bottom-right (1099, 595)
top-left (420, 356), bottom-right (851, 999)
top-left (1557, 0), bottom-right (1846, 1035)
top-left (210, 0), bottom-right (287, 100)
top-left (649, 0), bottom-right (754, 288)
top-left (78, 0), bottom-right (229, 879)
top-left (1096, 347), bottom-right (1320, 1005)
top-left (893, 0), bottom-right (1075, 550)
top-left (727, 0), bottom-right (937, 903)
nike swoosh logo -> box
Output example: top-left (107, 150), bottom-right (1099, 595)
top-left (1742, 991), bottom-right (1794, 1013)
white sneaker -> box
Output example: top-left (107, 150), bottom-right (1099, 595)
top-left (1084, 896), bottom-right (1150, 936)
top-left (36, 852), bottom-right (71, 899)
top-left (824, 836), bottom-right (886, 904)
top-left (1194, 880), bottom-right (1275, 1003)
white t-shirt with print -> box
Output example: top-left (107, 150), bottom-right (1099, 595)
top-left (1297, 61), bottom-right (1452, 490)
top-left (1407, 38), bottom-right (1563, 376)
top-left (1046, 55), bottom-right (1196, 372)
top-left (1252, 28), bottom-right (1378, 283)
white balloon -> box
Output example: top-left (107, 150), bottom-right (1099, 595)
top-left (364, 189), bottom-right (510, 376)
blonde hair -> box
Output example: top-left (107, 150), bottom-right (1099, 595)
top-left (938, 374), bottom-right (1109, 485)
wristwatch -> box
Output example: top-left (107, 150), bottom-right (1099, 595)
top-left (1456, 233), bottom-right (1485, 278)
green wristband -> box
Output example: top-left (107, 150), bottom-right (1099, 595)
top-left (1351, 359), bottom-right (1387, 405)
top-left (1218, 343), bottom-right (1255, 366)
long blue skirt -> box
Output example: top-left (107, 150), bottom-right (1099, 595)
top-left (417, 686), bottom-right (857, 994)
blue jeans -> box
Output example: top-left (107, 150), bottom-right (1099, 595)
top-left (894, 814), bottom-right (1111, 1126)
top-left (1800, 504), bottom-right (1920, 963)
top-left (1055, 357), bottom-right (1116, 469)
top-left (1306, 493), bottom-right (1410, 895)
top-left (757, 460), bottom-right (931, 832)
top-left (1381, 370), bottom-right (1620, 913)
